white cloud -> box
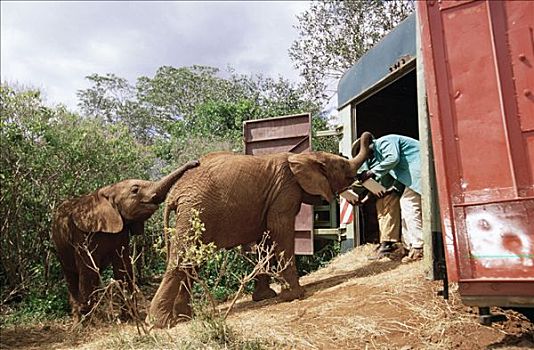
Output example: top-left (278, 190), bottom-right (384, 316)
top-left (1, 1), bottom-right (309, 109)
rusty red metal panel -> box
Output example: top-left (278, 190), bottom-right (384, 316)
top-left (503, 0), bottom-right (534, 181)
top-left (435, 0), bottom-right (476, 11)
top-left (244, 114), bottom-right (311, 155)
top-left (459, 281), bottom-right (534, 297)
top-left (243, 113), bottom-right (313, 255)
top-left (419, 0), bottom-right (534, 305)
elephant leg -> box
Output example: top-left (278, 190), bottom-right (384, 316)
top-left (252, 238), bottom-right (277, 301)
top-left (78, 269), bottom-right (100, 316)
top-left (112, 245), bottom-right (133, 290)
top-left (63, 269), bottom-right (82, 322)
top-left (111, 245), bottom-right (135, 320)
top-left (252, 274), bottom-right (277, 301)
top-left (56, 246), bottom-right (83, 321)
top-left (276, 252), bottom-right (305, 302)
top-left (149, 267), bottom-right (191, 328)
top-left (172, 274), bottom-right (192, 320)
top-left (75, 252), bottom-right (101, 317)
top-left (268, 217), bottom-right (305, 302)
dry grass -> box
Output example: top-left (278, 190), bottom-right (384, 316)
top-left (3, 244), bottom-right (533, 350)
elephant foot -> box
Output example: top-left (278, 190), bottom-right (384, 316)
top-left (148, 304), bottom-right (192, 329)
top-left (279, 286), bottom-right (305, 302)
top-left (173, 301), bottom-right (192, 320)
top-left (147, 310), bottom-right (187, 329)
top-left (72, 311), bottom-right (82, 326)
top-left (77, 302), bottom-right (93, 323)
top-left (147, 313), bottom-right (176, 329)
top-left (252, 287), bottom-right (277, 302)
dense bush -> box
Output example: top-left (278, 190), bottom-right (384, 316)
top-left (0, 66), bottom-right (339, 322)
top-left (196, 248), bottom-right (256, 302)
top-left (296, 240), bottom-right (341, 276)
top-left (0, 85), bottom-right (154, 306)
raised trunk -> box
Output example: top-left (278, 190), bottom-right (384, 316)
top-left (349, 132), bottom-right (373, 173)
top-left (151, 160), bottom-right (199, 203)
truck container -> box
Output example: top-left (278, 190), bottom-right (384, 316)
top-left (336, 0), bottom-right (533, 321)
top-left (418, 0), bottom-right (534, 314)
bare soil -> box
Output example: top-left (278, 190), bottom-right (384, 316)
top-left (1, 244), bottom-right (533, 349)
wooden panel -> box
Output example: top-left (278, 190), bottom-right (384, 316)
top-left (243, 113), bottom-right (314, 255)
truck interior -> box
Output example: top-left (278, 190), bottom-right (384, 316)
top-left (353, 66), bottom-right (418, 244)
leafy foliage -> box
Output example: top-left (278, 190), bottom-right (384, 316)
top-left (0, 84), bottom-right (153, 305)
top-left (296, 240), bottom-right (341, 276)
top-left (173, 208), bottom-right (218, 267)
top-left (0, 284), bottom-right (70, 325)
top-left (197, 249), bottom-right (255, 302)
top-left (77, 66), bottom-right (328, 160)
top-left (289, 0), bottom-right (415, 103)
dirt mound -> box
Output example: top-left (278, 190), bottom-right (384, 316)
top-left (228, 245), bottom-right (533, 349)
top-left (2, 245), bottom-right (533, 349)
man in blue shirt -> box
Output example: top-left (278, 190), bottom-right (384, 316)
top-left (352, 133), bottom-right (423, 262)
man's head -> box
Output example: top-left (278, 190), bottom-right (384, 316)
top-left (351, 132), bottom-right (375, 159)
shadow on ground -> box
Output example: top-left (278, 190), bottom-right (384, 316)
top-left (487, 332), bottom-right (534, 349)
top-left (0, 324), bottom-right (85, 350)
top-left (224, 259), bottom-right (401, 315)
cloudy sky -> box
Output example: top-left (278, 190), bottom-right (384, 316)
top-left (1, 1), bottom-right (309, 110)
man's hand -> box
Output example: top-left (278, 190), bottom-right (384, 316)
top-left (376, 186), bottom-right (401, 199)
top-left (375, 188), bottom-right (387, 198)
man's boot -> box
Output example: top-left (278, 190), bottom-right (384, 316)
top-left (401, 247), bottom-right (423, 263)
top-left (368, 241), bottom-right (395, 260)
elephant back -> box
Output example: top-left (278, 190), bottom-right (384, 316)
top-left (164, 152), bottom-right (291, 247)
top-left (166, 153), bottom-right (241, 201)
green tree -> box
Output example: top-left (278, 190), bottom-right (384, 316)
top-left (77, 73), bottom-right (159, 144)
top-left (136, 65), bottom-right (252, 122)
top-left (78, 65), bottom-right (329, 165)
top-left (0, 84), bottom-right (154, 305)
top-left (77, 73), bottom-right (134, 122)
top-left (188, 99), bottom-right (258, 140)
top-left (289, 0), bottom-right (414, 103)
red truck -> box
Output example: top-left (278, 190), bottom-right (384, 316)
top-left (336, 0), bottom-right (533, 323)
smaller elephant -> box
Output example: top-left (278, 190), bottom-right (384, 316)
top-left (51, 160), bottom-right (199, 322)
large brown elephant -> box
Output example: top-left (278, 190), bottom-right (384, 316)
top-left (149, 132), bottom-right (373, 328)
top-left (51, 160), bottom-right (199, 322)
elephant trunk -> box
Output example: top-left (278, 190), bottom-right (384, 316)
top-left (349, 132), bottom-right (373, 173)
top-left (151, 160), bottom-right (200, 203)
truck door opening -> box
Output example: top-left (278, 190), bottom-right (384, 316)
top-left (353, 67), bottom-right (418, 244)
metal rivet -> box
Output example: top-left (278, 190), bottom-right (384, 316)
top-left (524, 89), bottom-right (532, 97)
top-left (518, 54), bottom-right (526, 61)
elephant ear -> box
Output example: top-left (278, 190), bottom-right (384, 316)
top-left (288, 153), bottom-right (334, 203)
top-left (71, 190), bottom-right (123, 233)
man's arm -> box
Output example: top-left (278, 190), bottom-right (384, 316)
top-left (368, 139), bottom-right (400, 178)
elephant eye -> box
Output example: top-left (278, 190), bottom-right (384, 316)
top-left (131, 185), bottom-right (140, 194)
